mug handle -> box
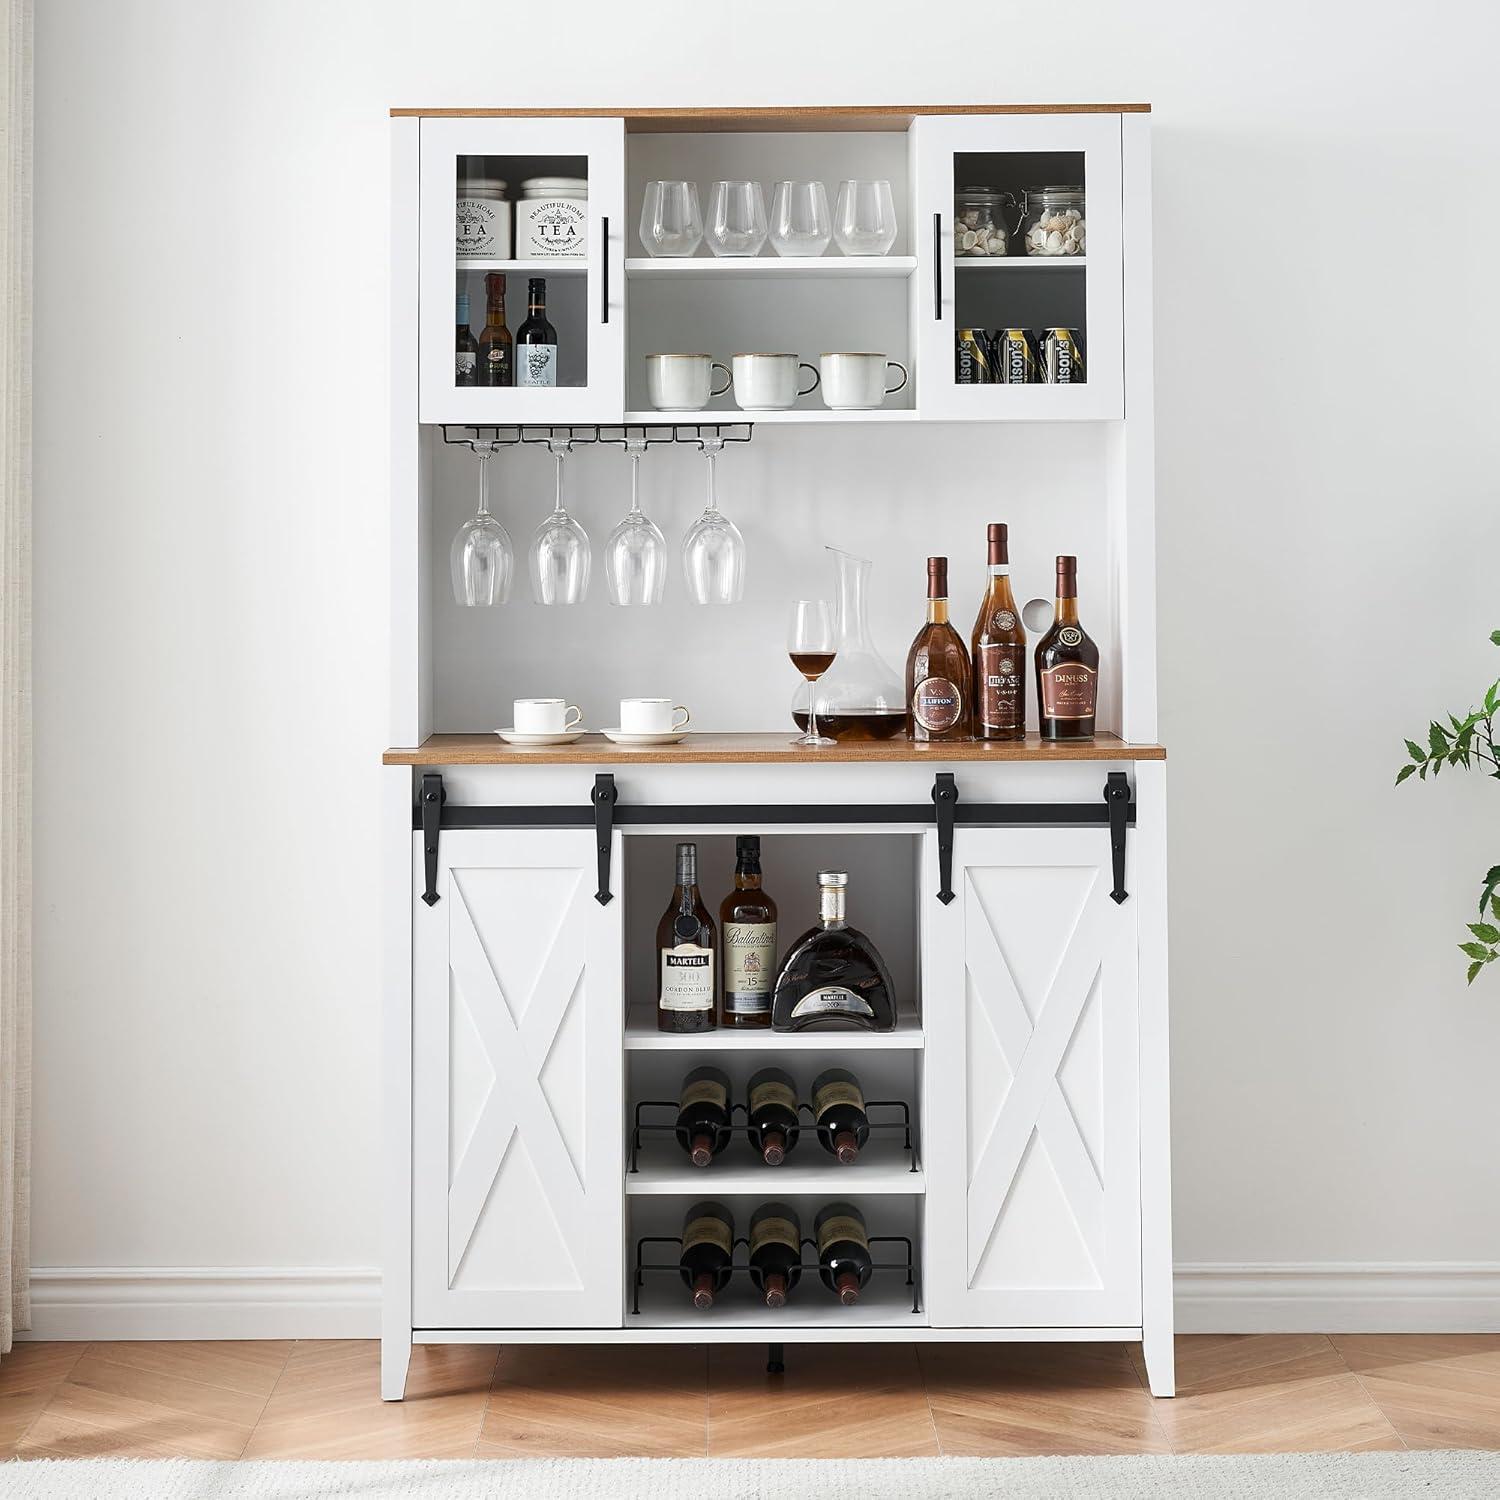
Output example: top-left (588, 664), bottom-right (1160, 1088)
top-left (797, 362), bottom-right (821, 397)
top-left (671, 705), bottom-right (691, 731)
top-left (564, 704), bottom-right (583, 731)
top-left (710, 363), bottom-right (733, 398)
top-left (885, 360), bottom-right (909, 396)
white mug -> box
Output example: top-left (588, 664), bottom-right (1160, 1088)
top-left (820, 352), bottom-right (909, 410)
top-left (645, 353), bottom-right (733, 412)
top-left (732, 352), bottom-right (820, 411)
top-left (514, 698), bottom-right (583, 734)
top-left (620, 698), bottom-right (691, 735)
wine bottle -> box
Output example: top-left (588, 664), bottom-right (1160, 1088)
top-left (1035, 555), bottom-right (1100, 740)
top-left (515, 276), bottom-right (558, 387)
top-left (454, 288), bottom-right (478, 387)
top-left (815, 1201), bottom-right (873, 1305)
top-left (770, 871), bottom-right (896, 1032)
top-left (811, 1067), bottom-right (869, 1163)
top-left (905, 556), bottom-right (972, 742)
top-left (746, 1066), bottom-right (800, 1165)
top-left (748, 1201), bottom-right (803, 1308)
top-left (656, 842), bottom-right (716, 1033)
top-left (971, 523), bottom-right (1026, 740)
top-left (679, 1200), bottom-right (734, 1308)
top-left (477, 271), bottom-right (513, 388)
top-left (719, 835), bottom-right (777, 1028)
top-left (675, 1064), bottom-right (732, 1167)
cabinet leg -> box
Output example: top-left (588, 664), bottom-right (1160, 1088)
top-left (381, 1331), bottom-right (412, 1401)
top-left (766, 1342), bottom-right (784, 1375)
top-left (1142, 1327), bottom-right (1175, 1398)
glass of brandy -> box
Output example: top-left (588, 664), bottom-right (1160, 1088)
top-left (788, 600), bottom-right (836, 747)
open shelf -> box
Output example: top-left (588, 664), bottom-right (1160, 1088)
top-left (630, 1276), bottom-right (925, 1329)
top-left (621, 407), bottom-right (918, 425)
top-left (626, 256), bottom-right (916, 279)
top-left (627, 1132), bottom-right (923, 1195)
top-left (457, 258), bottom-right (589, 274)
top-left (624, 1006), bottom-right (924, 1051)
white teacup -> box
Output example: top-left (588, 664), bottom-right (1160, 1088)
top-left (732, 352), bottom-right (820, 411)
top-left (645, 353), bottom-right (732, 412)
top-left (820, 352), bottom-right (909, 410)
top-left (620, 698), bottom-right (691, 735)
top-left (514, 698), bottom-right (583, 735)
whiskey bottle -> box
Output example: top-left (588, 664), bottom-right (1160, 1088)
top-left (815, 1201), bottom-right (873, 1305)
top-left (679, 1200), bottom-right (734, 1308)
top-left (719, 835), bottom-right (777, 1028)
top-left (454, 289), bottom-right (478, 387)
top-left (656, 842), bottom-right (716, 1033)
top-left (769, 871), bottom-right (896, 1032)
top-left (811, 1067), bottom-right (869, 1163)
top-left (905, 556), bottom-right (972, 741)
top-left (515, 277), bottom-right (558, 387)
top-left (746, 1066), bottom-right (800, 1165)
top-left (675, 1065), bottom-right (732, 1167)
top-left (1035, 555), bottom-right (1099, 740)
top-left (749, 1202), bottom-right (803, 1308)
top-left (971, 523), bottom-right (1026, 740)
top-left (477, 272), bottom-right (513, 387)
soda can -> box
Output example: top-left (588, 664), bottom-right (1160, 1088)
top-left (956, 328), bottom-right (993, 385)
top-left (993, 327), bottom-right (1038, 385)
top-left (1040, 327), bottom-right (1086, 385)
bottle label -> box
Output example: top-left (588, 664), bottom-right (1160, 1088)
top-left (1041, 662), bottom-right (1097, 720)
top-left (748, 1078), bottom-right (798, 1115)
top-left (914, 676), bottom-right (963, 732)
top-left (812, 1079), bottom-right (865, 1116)
top-left (517, 344), bottom-right (558, 386)
top-left (790, 986), bottom-right (874, 1022)
top-left (991, 608), bottom-right (1017, 631)
top-left (682, 1214), bottom-right (732, 1255)
top-left (750, 1215), bottom-right (800, 1256)
top-left (482, 345), bottom-right (511, 383)
top-left (724, 922), bottom-right (775, 1012)
top-left (817, 1214), bottom-right (869, 1253)
top-left (976, 643), bottom-right (1024, 731)
top-left (679, 1077), bottom-right (727, 1112)
top-left (455, 351), bottom-right (477, 381)
top-left (660, 945), bottom-right (714, 1011)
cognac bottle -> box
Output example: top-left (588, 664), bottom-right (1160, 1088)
top-left (746, 1066), bottom-right (800, 1165)
top-left (748, 1201), bottom-right (803, 1308)
top-left (971, 522), bottom-right (1026, 740)
top-left (656, 842), bottom-right (716, 1033)
top-left (769, 871), bottom-right (895, 1032)
top-left (1035, 555), bottom-right (1099, 740)
top-left (679, 1201), bottom-right (734, 1308)
top-left (905, 556), bottom-right (972, 741)
top-left (815, 1201), bottom-right (873, 1305)
top-left (719, 835), bottom-right (777, 1028)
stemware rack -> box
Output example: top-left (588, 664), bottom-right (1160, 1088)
top-left (440, 423), bottom-right (755, 453)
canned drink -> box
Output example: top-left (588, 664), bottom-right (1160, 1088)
top-left (1041, 327), bottom-right (1086, 385)
top-left (956, 328), bottom-right (993, 384)
top-left (993, 328), bottom-right (1038, 385)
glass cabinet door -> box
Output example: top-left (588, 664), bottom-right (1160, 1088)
top-left (419, 117), bottom-right (625, 422)
top-left (913, 116), bottom-right (1123, 420)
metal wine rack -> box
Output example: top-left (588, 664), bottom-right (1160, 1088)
top-left (441, 423), bottom-right (754, 452)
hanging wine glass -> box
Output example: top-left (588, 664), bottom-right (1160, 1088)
top-left (529, 440), bottom-right (591, 605)
top-left (605, 438), bottom-right (667, 605)
top-left (681, 438), bottom-right (745, 604)
top-left (450, 440), bottom-right (514, 606)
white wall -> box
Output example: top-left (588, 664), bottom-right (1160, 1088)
top-left (32, 0), bottom-right (1500, 1330)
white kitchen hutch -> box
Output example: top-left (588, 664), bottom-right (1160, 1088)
top-left (384, 104), bottom-right (1171, 1402)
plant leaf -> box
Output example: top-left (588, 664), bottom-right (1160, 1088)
top-left (1482, 867), bottom-right (1500, 916)
top-left (1486, 681), bottom-right (1499, 714)
top-left (1459, 941), bottom-right (1493, 961)
top-left (1395, 763), bottom-right (1416, 785)
top-left (1490, 629), bottom-right (1500, 647)
top-left (1468, 922), bottom-right (1500, 944)
top-left (1492, 893), bottom-right (1500, 924)
top-left (1406, 739), bottom-right (1427, 763)
top-left (1468, 959), bottom-right (1485, 984)
top-left (1429, 722), bottom-right (1449, 754)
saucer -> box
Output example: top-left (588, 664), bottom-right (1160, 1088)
top-left (495, 728), bottom-right (587, 746)
top-left (600, 728), bottom-right (690, 746)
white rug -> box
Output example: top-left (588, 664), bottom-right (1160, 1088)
top-left (1, 1455), bottom-right (1498, 1498)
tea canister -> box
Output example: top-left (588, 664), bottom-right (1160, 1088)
top-left (455, 160), bottom-right (512, 260)
top-left (518, 177), bottom-right (588, 258)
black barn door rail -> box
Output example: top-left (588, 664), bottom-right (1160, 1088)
top-left (416, 770), bottom-right (1136, 907)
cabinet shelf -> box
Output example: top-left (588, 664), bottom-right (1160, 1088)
top-left (625, 1006), bottom-right (924, 1051)
top-left (954, 256), bottom-right (1084, 271)
top-left (626, 255), bottom-right (916, 279)
top-left (627, 1133), bottom-right (923, 1195)
top-left (456, 258), bottom-right (588, 274)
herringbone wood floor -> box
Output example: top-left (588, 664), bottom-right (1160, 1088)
top-left (1, 1336), bottom-right (1497, 1460)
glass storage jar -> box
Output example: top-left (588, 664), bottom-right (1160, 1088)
top-left (456, 159), bottom-right (512, 260)
top-left (954, 186), bottom-right (1015, 257)
top-left (518, 176), bottom-right (588, 258)
top-left (1020, 185), bottom-right (1086, 256)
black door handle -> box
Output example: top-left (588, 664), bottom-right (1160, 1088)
top-left (933, 212), bottom-right (942, 321)
top-left (601, 216), bottom-right (610, 324)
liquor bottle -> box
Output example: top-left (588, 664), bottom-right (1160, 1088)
top-left (746, 1066), bottom-right (800, 1165)
top-left (1035, 555), bottom-right (1100, 740)
top-left (656, 842), bottom-right (716, 1033)
top-left (770, 871), bottom-right (896, 1032)
top-left (815, 1201), bottom-right (873, 1305)
top-left (477, 272), bottom-right (513, 388)
top-left (904, 556), bottom-right (972, 742)
top-left (675, 1064), bottom-right (732, 1167)
top-left (515, 277), bottom-right (558, 387)
top-left (748, 1201), bottom-right (803, 1308)
top-left (811, 1067), bottom-right (869, 1163)
top-left (719, 835), bottom-right (777, 1028)
top-left (679, 1200), bottom-right (734, 1308)
top-left (971, 523), bottom-right (1026, 740)
top-left (454, 288), bottom-right (478, 387)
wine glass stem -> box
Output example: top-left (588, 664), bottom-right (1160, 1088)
top-left (630, 452), bottom-right (641, 515)
top-left (477, 451), bottom-right (490, 517)
top-left (808, 677), bottom-right (820, 743)
top-left (554, 451), bottom-right (565, 514)
top-left (705, 449), bottom-right (717, 512)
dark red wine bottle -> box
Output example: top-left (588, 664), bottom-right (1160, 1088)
top-left (815, 1201), bottom-right (873, 1305)
top-left (679, 1200), bottom-right (734, 1308)
top-left (748, 1201), bottom-right (803, 1308)
top-left (746, 1066), bottom-right (800, 1165)
top-left (675, 1065), bottom-right (732, 1167)
top-left (811, 1067), bottom-right (869, 1163)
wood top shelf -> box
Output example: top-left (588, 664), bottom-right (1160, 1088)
top-left (390, 104), bottom-right (1151, 130)
top-left (383, 732), bottom-right (1166, 767)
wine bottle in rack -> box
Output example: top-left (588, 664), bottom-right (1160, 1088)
top-left (748, 1202), bottom-right (804, 1308)
top-left (1035, 555), bottom-right (1100, 740)
top-left (657, 842), bottom-right (716, 1033)
top-left (811, 1067), bottom-right (870, 1163)
top-left (746, 1066), bottom-right (800, 1166)
top-left (454, 288), bottom-right (478, 387)
top-left (515, 276), bottom-right (558, 387)
top-left (675, 1065), bottom-right (732, 1167)
top-left (679, 1201), bottom-right (735, 1309)
top-left (770, 871), bottom-right (896, 1032)
top-left (719, 835), bottom-right (777, 1029)
top-left (815, 1201), bottom-right (873, 1306)
top-left (971, 522), bottom-right (1026, 740)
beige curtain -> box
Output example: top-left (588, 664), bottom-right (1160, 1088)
top-left (0, 0), bottom-right (29, 1357)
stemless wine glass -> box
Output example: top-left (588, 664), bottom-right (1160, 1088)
top-left (833, 179), bottom-right (898, 256)
top-left (682, 439), bottom-right (746, 604)
top-left (530, 441), bottom-right (591, 605)
top-left (605, 439), bottom-right (667, 605)
top-left (788, 600), bottom-right (837, 747)
top-left (639, 180), bottom-right (703, 257)
top-left (450, 440), bottom-right (514, 606)
top-left (705, 180), bottom-right (768, 257)
top-left (770, 180), bottom-right (832, 256)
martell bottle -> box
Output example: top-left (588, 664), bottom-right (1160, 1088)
top-left (679, 1201), bottom-right (734, 1308)
top-left (746, 1066), bottom-right (800, 1165)
top-left (769, 871), bottom-right (896, 1032)
top-left (815, 1201), bottom-right (873, 1305)
top-left (749, 1202), bottom-right (803, 1308)
top-left (675, 1065), bottom-right (732, 1167)
top-left (515, 277), bottom-right (558, 387)
top-left (477, 272), bottom-right (513, 387)
top-left (719, 835), bottom-right (777, 1027)
top-left (971, 523), bottom-right (1026, 740)
top-left (905, 556), bottom-right (972, 741)
top-left (656, 842), bottom-right (716, 1033)
top-left (1035, 555), bottom-right (1099, 740)
top-left (811, 1067), bottom-right (870, 1163)
top-left (454, 289), bottom-right (478, 387)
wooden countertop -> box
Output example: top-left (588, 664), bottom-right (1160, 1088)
top-left (383, 732), bottom-right (1166, 767)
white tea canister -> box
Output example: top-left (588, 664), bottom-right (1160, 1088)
top-left (456, 159), bottom-right (512, 260)
top-left (519, 177), bottom-right (588, 258)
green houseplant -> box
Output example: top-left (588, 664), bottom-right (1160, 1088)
top-left (1398, 629), bottom-right (1500, 983)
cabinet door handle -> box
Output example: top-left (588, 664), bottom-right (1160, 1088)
top-left (932, 212), bottom-right (942, 321)
top-left (601, 216), bottom-right (610, 325)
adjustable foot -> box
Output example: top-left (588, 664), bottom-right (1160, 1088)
top-left (766, 1342), bottom-right (784, 1375)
